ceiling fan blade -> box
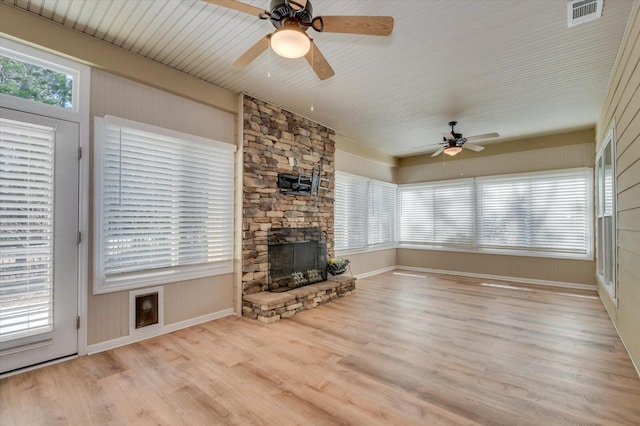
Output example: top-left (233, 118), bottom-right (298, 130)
top-left (304, 41), bottom-right (335, 80)
top-left (443, 133), bottom-right (456, 141)
top-left (411, 143), bottom-right (444, 150)
top-left (465, 132), bottom-right (499, 142)
top-left (431, 147), bottom-right (446, 157)
top-left (463, 143), bottom-right (485, 152)
top-left (232, 35), bottom-right (270, 68)
top-left (313, 16), bottom-right (394, 36)
top-left (202, 0), bottom-right (265, 16)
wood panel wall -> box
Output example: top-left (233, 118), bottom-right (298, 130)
top-left (596, 0), bottom-right (640, 371)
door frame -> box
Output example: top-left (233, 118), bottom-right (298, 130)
top-left (0, 37), bottom-right (90, 364)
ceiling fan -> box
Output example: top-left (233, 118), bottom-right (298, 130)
top-left (204, 0), bottom-right (394, 80)
top-left (429, 121), bottom-right (499, 157)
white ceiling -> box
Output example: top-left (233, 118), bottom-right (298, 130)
top-left (2, 0), bottom-right (633, 157)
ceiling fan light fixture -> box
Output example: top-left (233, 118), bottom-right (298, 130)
top-left (270, 24), bottom-right (310, 58)
top-left (444, 146), bottom-right (463, 156)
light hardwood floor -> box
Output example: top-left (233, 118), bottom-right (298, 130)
top-left (2, 271), bottom-right (640, 425)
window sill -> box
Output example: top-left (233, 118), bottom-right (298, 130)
top-left (335, 244), bottom-right (397, 258)
top-left (93, 262), bottom-right (233, 294)
top-left (396, 243), bottom-right (593, 261)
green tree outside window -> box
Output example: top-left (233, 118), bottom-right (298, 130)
top-left (0, 55), bottom-right (73, 108)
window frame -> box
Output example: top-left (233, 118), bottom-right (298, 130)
top-left (93, 115), bottom-right (236, 294)
top-left (595, 123), bottom-right (616, 300)
top-left (368, 179), bottom-right (398, 247)
top-left (0, 37), bottom-right (91, 356)
top-left (398, 178), bottom-right (475, 247)
top-left (398, 168), bottom-right (594, 260)
top-left (0, 37), bottom-right (83, 122)
top-left (334, 171), bottom-right (397, 255)
top-left (334, 172), bottom-right (370, 253)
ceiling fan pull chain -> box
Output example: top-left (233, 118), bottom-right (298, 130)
top-left (310, 45), bottom-right (315, 111)
top-left (267, 38), bottom-right (272, 78)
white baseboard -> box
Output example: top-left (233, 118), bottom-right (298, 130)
top-left (87, 308), bottom-right (235, 355)
top-left (355, 266), bottom-right (397, 279)
top-left (391, 266), bottom-right (596, 291)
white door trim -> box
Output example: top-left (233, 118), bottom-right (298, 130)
top-left (0, 37), bottom-right (90, 360)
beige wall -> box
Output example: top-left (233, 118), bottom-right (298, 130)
top-left (347, 249), bottom-right (397, 277)
top-left (397, 250), bottom-right (594, 286)
top-left (87, 70), bottom-right (236, 345)
top-left (335, 150), bottom-right (396, 182)
top-left (396, 132), bottom-right (596, 286)
top-left (397, 129), bottom-right (595, 183)
top-left (596, 1), bottom-right (640, 370)
top-left (335, 134), bottom-right (398, 171)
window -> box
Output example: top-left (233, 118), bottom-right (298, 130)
top-left (399, 179), bottom-right (474, 246)
top-left (334, 172), bottom-right (369, 251)
top-left (0, 39), bottom-right (78, 111)
top-left (398, 168), bottom-right (592, 259)
top-left (94, 116), bottom-right (235, 293)
top-left (368, 180), bottom-right (397, 246)
top-left (334, 172), bottom-right (397, 252)
top-left (477, 169), bottom-right (592, 256)
top-left (596, 125), bottom-right (616, 299)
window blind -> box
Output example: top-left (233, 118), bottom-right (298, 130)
top-left (334, 172), bottom-right (369, 251)
top-left (399, 179), bottom-right (474, 246)
top-left (476, 169), bottom-right (591, 255)
top-left (0, 118), bottom-right (55, 342)
top-left (368, 180), bottom-right (397, 245)
top-left (94, 116), bottom-right (235, 292)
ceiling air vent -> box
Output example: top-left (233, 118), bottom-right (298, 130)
top-left (567, 0), bottom-right (603, 27)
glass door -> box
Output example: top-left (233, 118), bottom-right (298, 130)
top-left (0, 108), bottom-right (79, 373)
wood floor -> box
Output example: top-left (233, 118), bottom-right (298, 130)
top-left (2, 271), bottom-right (640, 425)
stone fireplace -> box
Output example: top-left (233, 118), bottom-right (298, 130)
top-left (241, 95), bottom-right (335, 297)
top-left (241, 95), bottom-right (355, 322)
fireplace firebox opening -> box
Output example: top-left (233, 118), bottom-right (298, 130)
top-left (268, 227), bottom-right (327, 292)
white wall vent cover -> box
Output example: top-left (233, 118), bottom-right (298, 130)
top-left (568, 0), bottom-right (603, 27)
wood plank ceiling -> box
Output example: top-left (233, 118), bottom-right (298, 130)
top-left (1, 0), bottom-right (634, 157)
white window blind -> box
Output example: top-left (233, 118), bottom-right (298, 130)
top-left (399, 179), bottom-right (474, 246)
top-left (398, 168), bottom-right (591, 259)
top-left (477, 169), bottom-right (591, 255)
top-left (334, 172), bottom-right (369, 251)
top-left (94, 116), bottom-right (235, 293)
top-left (368, 180), bottom-right (397, 245)
top-left (0, 118), bottom-right (55, 342)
